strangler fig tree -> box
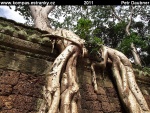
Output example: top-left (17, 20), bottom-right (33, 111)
top-left (23, 5), bottom-right (150, 113)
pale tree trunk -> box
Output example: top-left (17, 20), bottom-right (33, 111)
top-left (29, 6), bottom-right (84, 113)
top-left (125, 6), bottom-right (142, 66)
top-left (130, 43), bottom-right (142, 66)
top-left (111, 6), bottom-right (142, 66)
top-left (91, 45), bottom-right (150, 113)
top-left (29, 6), bottom-right (54, 32)
top-left (60, 46), bottom-right (80, 113)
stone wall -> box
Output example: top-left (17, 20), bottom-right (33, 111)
top-left (0, 17), bottom-right (56, 113)
top-left (77, 59), bottom-right (150, 113)
top-left (0, 17), bottom-right (150, 113)
top-left (0, 69), bottom-right (45, 113)
top-left (77, 59), bottom-right (125, 113)
top-left (0, 47), bottom-right (54, 113)
top-left (0, 51), bottom-right (124, 113)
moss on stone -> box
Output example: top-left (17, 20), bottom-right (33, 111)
top-left (28, 34), bottom-right (41, 43)
top-left (0, 21), bottom-right (9, 27)
top-left (17, 30), bottom-right (28, 40)
top-left (26, 29), bottom-right (41, 36)
top-left (3, 26), bottom-right (15, 35)
top-left (133, 64), bottom-right (150, 77)
top-left (0, 24), bottom-right (4, 31)
top-left (26, 29), bottom-right (34, 35)
top-left (41, 37), bottom-right (52, 46)
top-left (0, 33), bottom-right (5, 40)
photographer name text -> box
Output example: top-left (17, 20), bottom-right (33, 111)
top-left (121, 1), bottom-right (149, 5)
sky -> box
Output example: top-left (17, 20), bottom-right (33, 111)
top-left (0, 6), bottom-right (26, 23)
top-left (0, 6), bottom-right (146, 26)
top-left (0, 6), bottom-right (66, 26)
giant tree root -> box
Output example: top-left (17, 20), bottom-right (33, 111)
top-left (38, 44), bottom-right (80, 113)
top-left (60, 48), bottom-right (80, 113)
top-left (91, 62), bottom-right (100, 94)
top-left (29, 6), bottom-right (85, 113)
top-left (91, 45), bottom-right (150, 113)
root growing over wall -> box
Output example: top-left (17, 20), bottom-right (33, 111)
top-left (38, 45), bottom-right (81, 113)
top-left (91, 45), bottom-right (150, 113)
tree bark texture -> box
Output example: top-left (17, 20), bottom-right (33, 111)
top-left (29, 6), bottom-right (54, 32)
top-left (130, 43), bottom-right (142, 66)
top-left (91, 45), bottom-right (150, 113)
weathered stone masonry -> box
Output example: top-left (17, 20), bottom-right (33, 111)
top-left (0, 17), bottom-right (150, 113)
top-left (0, 17), bottom-right (57, 113)
top-left (0, 70), bottom-right (45, 113)
top-left (77, 60), bottom-right (125, 113)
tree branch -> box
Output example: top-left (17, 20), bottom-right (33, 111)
top-left (126, 6), bottom-right (134, 36)
top-left (29, 6), bottom-right (42, 19)
top-left (110, 6), bottom-right (123, 22)
top-left (44, 6), bottom-right (55, 15)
